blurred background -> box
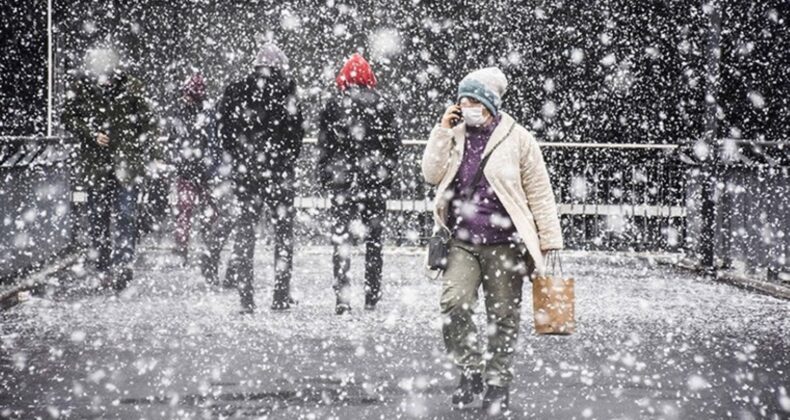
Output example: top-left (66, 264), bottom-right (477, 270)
top-left (2, 0), bottom-right (787, 142)
top-left (1, 0), bottom-right (788, 283)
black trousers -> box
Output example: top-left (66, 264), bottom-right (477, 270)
top-left (225, 181), bottom-right (296, 305)
top-left (137, 176), bottom-right (170, 238)
top-left (330, 195), bottom-right (386, 302)
top-left (86, 175), bottom-right (139, 274)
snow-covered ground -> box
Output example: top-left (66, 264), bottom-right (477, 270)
top-left (1, 244), bottom-right (789, 419)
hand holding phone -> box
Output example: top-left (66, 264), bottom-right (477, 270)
top-left (96, 132), bottom-right (110, 147)
top-left (441, 104), bottom-right (463, 129)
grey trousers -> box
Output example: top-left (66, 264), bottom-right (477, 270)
top-left (440, 239), bottom-right (533, 386)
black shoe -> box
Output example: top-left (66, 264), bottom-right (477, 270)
top-left (451, 372), bottom-right (484, 406)
top-left (223, 262), bottom-right (239, 289)
top-left (200, 253), bottom-right (219, 286)
top-left (93, 270), bottom-right (113, 290)
top-left (271, 297), bottom-right (297, 311)
top-left (113, 268), bottom-right (132, 292)
top-left (335, 301), bottom-right (352, 315)
top-left (482, 385), bottom-right (510, 415)
top-left (364, 292), bottom-right (381, 310)
top-left (174, 246), bottom-right (189, 266)
top-left (271, 290), bottom-right (298, 310)
top-left (240, 294), bottom-right (255, 314)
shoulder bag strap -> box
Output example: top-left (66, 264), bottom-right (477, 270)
top-left (461, 122), bottom-right (517, 200)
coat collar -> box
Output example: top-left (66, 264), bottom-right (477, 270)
top-left (483, 112), bottom-right (516, 156)
top-left (450, 112), bottom-right (516, 156)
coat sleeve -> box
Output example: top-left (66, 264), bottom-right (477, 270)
top-left (216, 85), bottom-right (239, 155)
top-left (315, 103), bottom-right (337, 190)
top-left (134, 89), bottom-right (161, 162)
top-left (381, 106), bottom-right (402, 191)
top-left (283, 80), bottom-right (304, 166)
top-left (520, 130), bottom-right (564, 251)
top-left (61, 78), bottom-right (94, 144)
top-left (421, 125), bottom-right (454, 186)
top-left (118, 77), bottom-right (159, 165)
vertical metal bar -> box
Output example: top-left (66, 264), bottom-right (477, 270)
top-left (47, 0), bottom-right (53, 137)
top-left (699, 0), bottom-right (721, 270)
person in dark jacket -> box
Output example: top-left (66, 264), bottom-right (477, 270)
top-left (61, 47), bottom-right (158, 291)
top-left (317, 53), bottom-right (401, 314)
top-left (169, 73), bottom-right (220, 265)
top-left (211, 42), bottom-right (305, 313)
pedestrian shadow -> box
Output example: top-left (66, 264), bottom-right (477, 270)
top-left (117, 375), bottom-right (381, 417)
top-left (26, 254), bottom-right (223, 303)
top-left (113, 375), bottom-right (500, 418)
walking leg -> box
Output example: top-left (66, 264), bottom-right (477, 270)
top-left (270, 191), bottom-right (296, 309)
top-left (363, 200), bottom-right (385, 308)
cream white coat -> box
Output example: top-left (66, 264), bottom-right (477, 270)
top-left (421, 112), bottom-right (564, 274)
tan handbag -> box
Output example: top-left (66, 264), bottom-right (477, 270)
top-left (532, 252), bottom-right (575, 335)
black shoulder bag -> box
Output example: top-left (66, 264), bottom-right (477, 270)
top-left (427, 122), bottom-right (516, 272)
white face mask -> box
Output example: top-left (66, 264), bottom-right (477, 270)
top-left (462, 106), bottom-right (487, 127)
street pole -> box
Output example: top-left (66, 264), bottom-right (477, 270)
top-left (47, 0), bottom-right (53, 137)
top-left (700, 0), bottom-right (721, 270)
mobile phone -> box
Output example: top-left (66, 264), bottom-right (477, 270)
top-left (451, 104), bottom-right (463, 127)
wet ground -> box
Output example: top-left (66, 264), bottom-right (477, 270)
top-left (1, 244), bottom-right (789, 419)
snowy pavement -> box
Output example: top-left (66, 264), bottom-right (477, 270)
top-left (1, 245), bottom-right (789, 419)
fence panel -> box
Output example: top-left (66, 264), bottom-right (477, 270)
top-left (0, 137), bottom-right (76, 280)
top-left (1, 136), bottom-right (689, 281)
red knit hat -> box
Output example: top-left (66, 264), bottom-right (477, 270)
top-left (335, 53), bottom-right (377, 91)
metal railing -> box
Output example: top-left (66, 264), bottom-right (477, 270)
top-left (683, 139), bottom-right (789, 282)
top-left (291, 139), bottom-right (686, 250)
top-left (0, 136), bottom-right (74, 168)
top-left (1, 135), bottom-right (689, 280)
top-left (0, 137), bottom-right (77, 281)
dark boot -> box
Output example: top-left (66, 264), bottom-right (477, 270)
top-left (223, 259), bottom-right (240, 289)
top-left (451, 372), bottom-right (484, 406)
top-left (200, 252), bottom-right (219, 286)
top-left (239, 291), bottom-right (255, 315)
top-left (174, 246), bottom-right (189, 267)
top-left (114, 268), bottom-right (133, 292)
top-left (96, 270), bottom-right (114, 290)
top-left (482, 385), bottom-right (510, 415)
top-left (271, 294), bottom-right (297, 311)
top-left (364, 291), bottom-right (382, 310)
top-left (335, 296), bottom-right (352, 315)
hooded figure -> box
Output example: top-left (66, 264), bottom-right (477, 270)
top-left (209, 41), bottom-right (305, 313)
top-left (316, 53), bottom-right (401, 314)
top-left (61, 46), bottom-right (158, 291)
top-left (168, 73), bottom-right (220, 263)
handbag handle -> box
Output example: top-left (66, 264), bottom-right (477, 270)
top-left (545, 250), bottom-right (564, 278)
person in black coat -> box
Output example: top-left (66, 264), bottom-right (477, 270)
top-left (210, 42), bottom-right (305, 313)
top-left (62, 47), bottom-right (158, 291)
top-left (317, 53), bottom-right (401, 314)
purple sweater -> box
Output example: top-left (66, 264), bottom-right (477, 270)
top-left (448, 116), bottom-right (518, 245)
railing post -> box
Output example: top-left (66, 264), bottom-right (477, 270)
top-left (699, 0), bottom-right (721, 270)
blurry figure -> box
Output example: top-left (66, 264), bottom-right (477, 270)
top-left (137, 166), bottom-right (171, 240)
top-left (168, 73), bottom-right (220, 265)
top-left (317, 53), bottom-right (401, 314)
top-left (212, 41), bottom-right (305, 313)
top-left (62, 46), bottom-right (158, 291)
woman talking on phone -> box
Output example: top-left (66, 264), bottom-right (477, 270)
top-left (421, 67), bottom-right (563, 414)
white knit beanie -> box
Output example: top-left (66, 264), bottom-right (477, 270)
top-left (457, 67), bottom-right (508, 115)
top-left (253, 42), bottom-right (290, 69)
